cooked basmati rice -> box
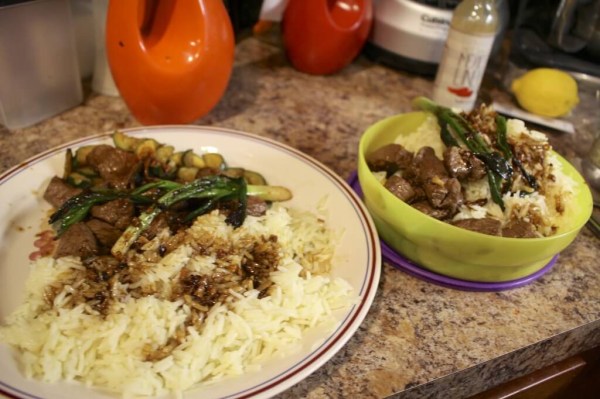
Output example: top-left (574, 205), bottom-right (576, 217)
top-left (0, 204), bottom-right (354, 398)
top-left (395, 114), bottom-right (445, 159)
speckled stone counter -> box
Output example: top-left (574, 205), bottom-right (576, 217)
top-left (1, 33), bottom-right (599, 399)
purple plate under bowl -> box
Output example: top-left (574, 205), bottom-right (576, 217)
top-left (348, 172), bottom-right (556, 292)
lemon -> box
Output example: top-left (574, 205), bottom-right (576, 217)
top-left (510, 68), bottom-right (579, 118)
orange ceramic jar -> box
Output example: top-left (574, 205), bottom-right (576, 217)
top-left (106, 0), bottom-right (235, 125)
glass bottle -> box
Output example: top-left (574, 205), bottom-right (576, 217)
top-left (432, 0), bottom-right (498, 111)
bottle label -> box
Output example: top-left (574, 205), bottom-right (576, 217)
top-left (432, 29), bottom-right (495, 111)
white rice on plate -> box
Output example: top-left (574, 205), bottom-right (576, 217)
top-left (0, 203), bottom-right (354, 398)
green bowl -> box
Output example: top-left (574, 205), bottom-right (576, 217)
top-left (357, 112), bottom-right (594, 282)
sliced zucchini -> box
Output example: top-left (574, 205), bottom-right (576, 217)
top-left (243, 170), bottom-right (267, 185)
top-left (203, 153), bottom-right (226, 170)
top-left (112, 131), bottom-right (140, 151)
top-left (134, 138), bottom-right (159, 158)
top-left (75, 166), bottom-right (98, 177)
top-left (164, 159), bottom-right (179, 175)
top-left (66, 172), bottom-right (92, 188)
top-left (63, 148), bottom-right (73, 179)
top-left (169, 151), bottom-right (185, 167)
top-left (177, 166), bottom-right (199, 182)
top-left (222, 167), bottom-right (245, 178)
top-left (74, 145), bottom-right (96, 167)
top-left (183, 150), bottom-right (206, 168)
top-left (148, 164), bottom-right (176, 179)
top-left (155, 145), bottom-right (174, 163)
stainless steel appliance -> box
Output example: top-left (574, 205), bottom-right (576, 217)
top-left (364, 0), bottom-right (509, 75)
top-left (364, 0), bottom-right (459, 75)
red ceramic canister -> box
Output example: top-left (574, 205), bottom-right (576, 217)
top-left (282, 0), bottom-right (373, 75)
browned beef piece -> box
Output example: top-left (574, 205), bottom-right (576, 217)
top-left (411, 147), bottom-right (448, 207)
top-left (411, 186), bottom-right (427, 202)
top-left (443, 147), bottom-right (470, 179)
top-left (247, 196), bottom-right (269, 217)
top-left (43, 176), bottom-right (83, 209)
top-left (423, 179), bottom-right (447, 208)
top-left (54, 222), bottom-right (98, 259)
top-left (384, 172), bottom-right (416, 202)
top-left (467, 155), bottom-right (487, 181)
top-left (412, 147), bottom-right (448, 182)
top-left (451, 218), bottom-right (502, 236)
top-left (86, 218), bottom-right (123, 249)
top-left (411, 200), bottom-right (452, 220)
top-left (441, 177), bottom-right (463, 214)
top-left (90, 198), bottom-right (135, 230)
top-left (410, 147), bottom-right (463, 212)
top-left (143, 211), bottom-right (171, 240)
top-left (366, 143), bottom-right (413, 174)
top-left (502, 219), bottom-right (538, 238)
top-left (86, 145), bottom-right (141, 189)
top-left (443, 146), bottom-right (487, 181)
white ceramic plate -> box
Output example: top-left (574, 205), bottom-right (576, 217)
top-left (0, 126), bottom-right (381, 399)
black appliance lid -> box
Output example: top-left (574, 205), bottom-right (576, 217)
top-left (410, 0), bottom-right (461, 10)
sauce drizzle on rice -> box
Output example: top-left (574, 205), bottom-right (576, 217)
top-left (0, 205), bottom-right (353, 397)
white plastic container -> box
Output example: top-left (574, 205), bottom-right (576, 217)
top-left (91, 0), bottom-right (119, 96)
top-left (0, 0), bottom-right (83, 129)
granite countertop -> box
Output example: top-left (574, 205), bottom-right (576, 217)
top-left (1, 33), bottom-right (599, 398)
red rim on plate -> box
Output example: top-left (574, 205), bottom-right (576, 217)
top-left (348, 171), bottom-right (556, 291)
